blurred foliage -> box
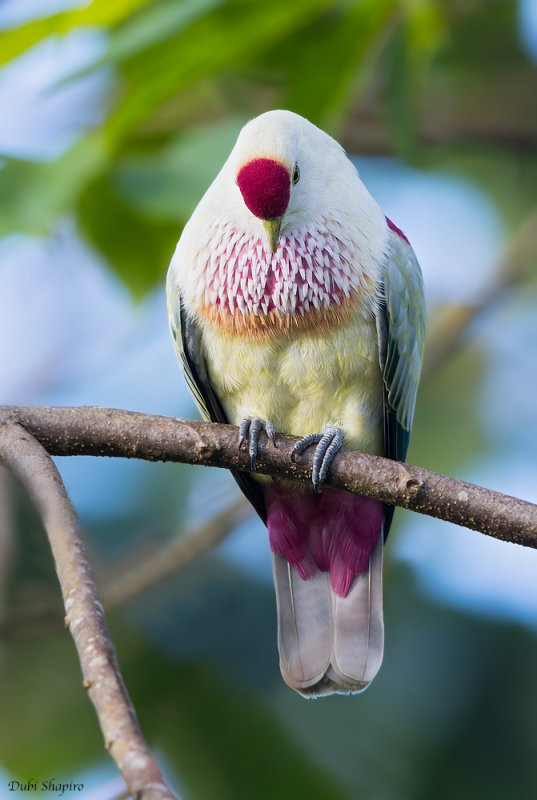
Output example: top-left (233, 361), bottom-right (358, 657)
top-left (2, 536), bottom-right (537, 799)
top-left (2, 0), bottom-right (535, 298)
top-left (409, 343), bottom-right (488, 474)
top-left (1, 1), bottom-right (537, 798)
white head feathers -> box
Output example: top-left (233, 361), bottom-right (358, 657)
top-left (169, 110), bottom-right (389, 330)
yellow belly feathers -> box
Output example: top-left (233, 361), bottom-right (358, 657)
top-left (201, 310), bottom-right (384, 456)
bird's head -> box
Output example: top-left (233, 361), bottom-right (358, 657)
top-left (171, 110), bottom-right (390, 334)
top-left (226, 110), bottom-right (387, 260)
top-left (228, 110), bottom-right (347, 254)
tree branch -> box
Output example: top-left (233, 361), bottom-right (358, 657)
top-left (0, 422), bottom-right (179, 800)
top-left (1, 405), bottom-right (535, 547)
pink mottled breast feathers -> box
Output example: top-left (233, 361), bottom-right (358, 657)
top-left (196, 224), bottom-right (369, 336)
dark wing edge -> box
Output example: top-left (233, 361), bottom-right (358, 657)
top-left (168, 289), bottom-right (267, 522)
top-left (376, 226), bottom-right (426, 536)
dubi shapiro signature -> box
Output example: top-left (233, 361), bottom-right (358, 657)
top-left (7, 780), bottom-right (84, 796)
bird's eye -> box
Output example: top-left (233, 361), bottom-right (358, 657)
top-left (292, 164), bottom-right (300, 185)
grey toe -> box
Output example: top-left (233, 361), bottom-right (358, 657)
top-left (238, 417), bottom-right (277, 470)
top-left (293, 425), bottom-right (344, 491)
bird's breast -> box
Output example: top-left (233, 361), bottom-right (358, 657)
top-left (201, 311), bottom-right (384, 455)
top-left (195, 224), bottom-right (374, 338)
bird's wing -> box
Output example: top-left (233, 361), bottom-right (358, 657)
top-left (376, 223), bottom-right (426, 531)
top-left (168, 287), bottom-right (267, 521)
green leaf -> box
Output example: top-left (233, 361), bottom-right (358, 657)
top-left (112, 117), bottom-right (245, 222)
top-left (105, 0), bottom-right (224, 64)
top-left (273, 0), bottom-right (395, 131)
top-left (105, 0), bottom-right (336, 144)
top-left (0, 134), bottom-right (107, 237)
top-left (384, 22), bottom-right (420, 157)
top-left (409, 342), bottom-right (488, 475)
top-left (0, 0), bottom-right (149, 67)
top-left (77, 170), bottom-right (179, 297)
top-left (0, 634), bottom-right (104, 778)
top-left (383, 1), bottom-right (446, 159)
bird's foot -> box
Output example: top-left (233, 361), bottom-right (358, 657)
top-left (291, 425), bottom-right (344, 493)
top-left (238, 417), bottom-right (277, 470)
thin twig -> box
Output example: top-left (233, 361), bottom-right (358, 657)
top-left (0, 422), bottom-right (179, 800)
top-left (423, 206), bottom-right (537, 374)
top-left (1, 405), bottom-right (535, 547)
top-left (100, 496), bottom-right (250, 610)
top-left (0, 497), bottom-right (251, 635)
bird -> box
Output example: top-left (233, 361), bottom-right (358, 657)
top-left (167, 110), bottom-right (425, 697)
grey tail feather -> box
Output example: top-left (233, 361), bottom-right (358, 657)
top-left (272, 533), bottom-right (384, 698)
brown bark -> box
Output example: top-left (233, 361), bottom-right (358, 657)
top-left (0, 422), bottom-right (179, 800)
top-left (1, 405), bottom-right (535, 546)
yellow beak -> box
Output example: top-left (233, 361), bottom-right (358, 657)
top-left (263, 217), bottom-right (283, 253)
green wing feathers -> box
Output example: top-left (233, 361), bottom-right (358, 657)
top-left (379, 229), bottom-right (426, 463)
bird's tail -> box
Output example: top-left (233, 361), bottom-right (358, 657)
top-left (272, 533), bottom-right (383, 697)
